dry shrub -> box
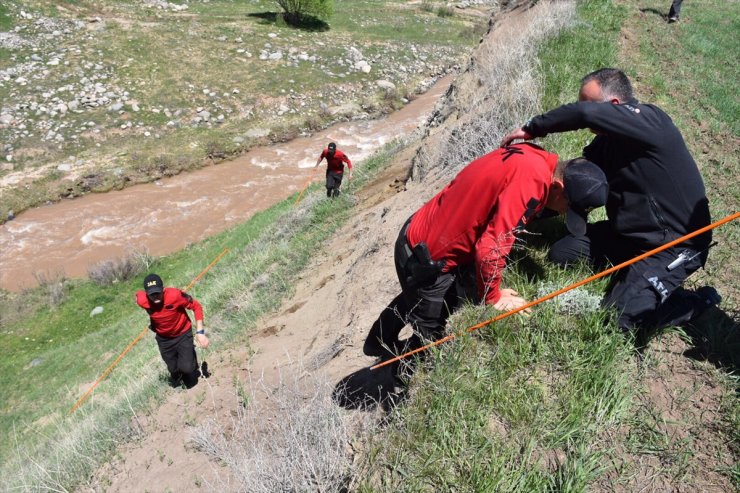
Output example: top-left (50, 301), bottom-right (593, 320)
top-left (420, 0), bottom-right (435, 13)
top-left (536, 281), bottom-right (602, 316)
top-left (436, 5), bottom-right (455, 17)
top-left (87, 250), bottom-right (153, 286)
top-left (190, 367), bottom-right (373, 492)
top-left (412, 0), bottom-right (577, 182)
top-left (304, 114), bottom-right (324, 131)
top-left (33, 269), bottom-right (67, 306)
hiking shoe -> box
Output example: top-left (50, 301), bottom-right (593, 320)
top-left (696, 286), bottom-right (722, 308)
top-left (169, 373), bottom-right (183, 388)
top-left (363, 339), bottom-right (384, 357)
top-left (668, 16), bottom-right (679, 23)
top-left (363, 338), bottom-right (397, 358)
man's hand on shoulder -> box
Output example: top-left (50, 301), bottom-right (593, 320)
top-left (500, 127), bottom-right (533, 148)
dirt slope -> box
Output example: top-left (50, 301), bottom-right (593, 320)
top-left (85, 137), bottom-right (435, 492)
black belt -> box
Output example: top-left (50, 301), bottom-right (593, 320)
top-left (400, 219), bottom-right (414, 265)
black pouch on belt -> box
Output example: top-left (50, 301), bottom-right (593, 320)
top-left (409, 241), bottom-right (446, 285)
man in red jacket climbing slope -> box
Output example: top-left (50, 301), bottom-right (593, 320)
top-left (136, 273), bottom-right (210, 388)
top-left (315, 142), bottom-right (353, 198)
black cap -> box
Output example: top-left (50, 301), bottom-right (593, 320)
top-left (143, 273), bottom-right (164, 296)
top-left (328, 142), bottom-right (336, 151)
top-left (563, 159), bottom-right (608, 236)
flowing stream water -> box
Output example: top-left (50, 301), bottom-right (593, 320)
top-left (0, 77), bottom-right (450, 291)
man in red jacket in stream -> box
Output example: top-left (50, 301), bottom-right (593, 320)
top-left (363, 143), bottom-right (608, 359)
top-left (136, 274), bottom-right (210, 388)
top-left (315, 141), bottom-right (353, 198)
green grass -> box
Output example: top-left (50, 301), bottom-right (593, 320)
top-left (0, 3), bottom-right (13, 31)
top-left (537, 0), bottom-right (627, 160)
top-left (358, 263), bottom-right (635, 491)
top-left (0, 198), bottom-right (292, 457)
top-left (2, 0), bottom-right (737, 489)
top-left (357, 0), bottom-right (739, 490)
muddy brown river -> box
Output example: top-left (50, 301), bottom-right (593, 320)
top-left (0, 78), bottom-right (450, 291)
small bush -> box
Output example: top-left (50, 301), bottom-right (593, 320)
top-left (420, 0), bottom-right (435, 13)
top-left (87, 250), bottom-right (153, 286)
top-left (437, 5), bottom-right (455, 17)
top-left (276, 0), bottom-right (333, 26)
top-left (33, 270), bottom-right (67, 306)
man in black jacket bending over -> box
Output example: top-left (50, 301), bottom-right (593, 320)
top-left (501, 68), bottom-right (719, 334)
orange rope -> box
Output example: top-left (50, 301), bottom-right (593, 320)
top-left (372, 212), bottom-right (739, 370)
top-left (183, 248), bottom-right (230, 291)
top-left (69, 247), bottom-right (230, 414)
top-left (294, 166), bottom-right (320, 207)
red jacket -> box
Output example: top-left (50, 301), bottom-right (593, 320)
top-left (135, 288), bottom-right (204, 338)
top-left (406, 143), bottom-right (557, 304)
top-left (320, 149), bottom-right (352, 174)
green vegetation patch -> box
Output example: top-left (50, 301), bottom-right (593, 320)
top-left (0, 3), bottom-right (13, 31)
top-left (359, 299), bottom-right (632, 491)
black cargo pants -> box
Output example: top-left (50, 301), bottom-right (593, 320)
top-left (363, 217), bottom-right (477, 358)
top-left (155, 331), bottom-right (200, 387)
top-left (548, 221), bottom-right (710, 331)
top-left (326, 170), bottom-right (343, 198)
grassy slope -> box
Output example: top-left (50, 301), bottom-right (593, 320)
top-left (357, 0), bottom-right (738, 490)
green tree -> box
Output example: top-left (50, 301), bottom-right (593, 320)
top-left (275, 0), bottom-right (333, 26)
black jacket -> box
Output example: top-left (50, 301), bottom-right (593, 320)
top-left (524, 101), bottom-right (711, 250)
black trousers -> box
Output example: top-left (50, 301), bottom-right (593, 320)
top-left (325, 170), bottom-right (343, 197)
top-left (364, 217), bottom-right (477, 357)
top-left (155, 331), bottom-right (199, 386)
top-left (548, 221), bottom-right (708, 331)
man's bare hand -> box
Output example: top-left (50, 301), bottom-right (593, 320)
top-left (196, 333), bottom-right (210, 348)
top-left (493, 288), bottom-right (531, 313)
top-left (500, 128), bottom-right (533, 148)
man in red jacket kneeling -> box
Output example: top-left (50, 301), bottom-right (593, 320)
top-left (363, 143), bottom-right (608, 359)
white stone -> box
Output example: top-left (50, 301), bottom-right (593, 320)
top-left (376, 80), bottom-right (396, 91)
